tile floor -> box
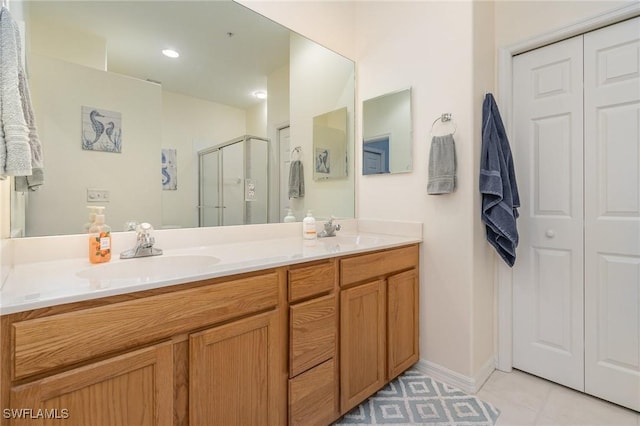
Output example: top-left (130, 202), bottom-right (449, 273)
top-left (476, 369), bottom-right (639, 426)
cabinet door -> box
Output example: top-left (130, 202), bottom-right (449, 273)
top-left (190, 310), bottom-right (282, 426)
top-left (289, 359), bottom-right (337, 426)
top-left (387, 269), bottom-right (419, 379)
top-left (340, 280), bottom-right (386, 413)
top-left (10, 342), bottom-right (173, 426)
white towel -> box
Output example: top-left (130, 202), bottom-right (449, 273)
top-left (1, 7), bottom-right (44, 190)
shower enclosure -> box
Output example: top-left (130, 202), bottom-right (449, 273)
top-left (198, 135), bottom-right (269, 227)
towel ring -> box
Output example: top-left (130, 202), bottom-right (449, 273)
top-left (430, 113), bottom-right (456, 135)
top-left (290, 146), bottom-right (302, 161)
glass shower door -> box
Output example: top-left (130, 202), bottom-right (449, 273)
top-left (199, 149), bottom-right (220, 227)
top-left (221, 142), bottom-right (244, 226)
top-left (246, 137), bottom-right (269, 224)
top-left (198, 135), bottom-right (269, 227)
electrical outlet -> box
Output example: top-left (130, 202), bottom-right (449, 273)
top-left (245, 179), bottom-right (256, 201)
top-left (87, 188), bottom-right (110, 203)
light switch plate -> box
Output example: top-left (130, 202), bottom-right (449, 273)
top-left (87, 188), bottom-right (110, 202)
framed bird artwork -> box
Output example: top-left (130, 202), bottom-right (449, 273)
top-left (81, 106), bottom-right (122, 153)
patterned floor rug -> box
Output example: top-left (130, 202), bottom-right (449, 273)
top-left (333, 369), bottom-right (500, 426)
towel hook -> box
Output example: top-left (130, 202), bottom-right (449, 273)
top-left (430, 113), bottom-right (456, 135)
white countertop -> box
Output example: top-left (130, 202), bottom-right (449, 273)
top-left (0, 230), bottom-right (421, 315)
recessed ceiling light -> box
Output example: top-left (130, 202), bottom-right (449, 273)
top-left (253, 91), bottom-right (267, 100)
top-left (162, 49), bottom-right (180, 58)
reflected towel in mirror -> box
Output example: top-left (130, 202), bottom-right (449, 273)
top-left (288, 160), bottom-right (305, 199)
top-left (0, 6), bottom-right (44, 190)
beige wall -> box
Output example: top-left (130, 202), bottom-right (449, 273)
top-left (161, 91), bottom-right (247, 229)
top-left (29, 16), bottom-right (107, 71)
top-left (0, 180), bottom-right (8, 240)
top-left (494, 0), bottom-right (634, 48)
top-left (472, 0), bottom-right (498, 376)
top-left (26, 55), bottom-right (163, 236)
top-left (238, 0), bottom-right (356, 60)
top-left (267, 64), bottom-right (290, 222)
top-left (356, 0), bottom-right (478, 377)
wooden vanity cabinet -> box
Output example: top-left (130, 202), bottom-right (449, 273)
top-left (0, 243), bottom-right (420, 426)
top-left (0, 269), bottom-right (286, 426)
top-left (287, 260), bottom-right (339, 426)
top-left (339, 244), bottom-right (420, 415)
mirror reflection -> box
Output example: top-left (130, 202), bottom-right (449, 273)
top-left (12, 0), bottom-right (355, 237)
top-left (313, 107), bottom-right (348, 181)
top-left (362, 88), bottom-right (412, 175)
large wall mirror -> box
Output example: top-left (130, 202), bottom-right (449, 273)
top-left (362, 88), bottom-right (412, 175)
top-left (11, 0), bottom-right (355, 237)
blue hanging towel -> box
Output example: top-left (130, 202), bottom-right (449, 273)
top-left (480, 93), bottom-right (520, 267)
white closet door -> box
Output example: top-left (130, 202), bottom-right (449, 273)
top-left (512, 36), bottom-right (585, 391)
top-left (584, 17), bottom-right (640, 412)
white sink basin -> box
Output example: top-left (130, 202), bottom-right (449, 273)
top-left (76, 255), bottom-right (220, 282)
top-left (322, 235), bottom-right (385, 250)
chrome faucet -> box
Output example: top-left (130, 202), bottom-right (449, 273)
top-left (318, 217), bottom-right (341, 238)
top-left (120, 223), bottom-right (163, 259)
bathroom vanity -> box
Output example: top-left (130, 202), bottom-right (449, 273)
top-left (0, 229), bottom-right (420, 425)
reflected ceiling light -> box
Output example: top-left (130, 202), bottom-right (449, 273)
top-left (253, 91), bottom-right (267, 99)
top-left (162, 49), bottom-right (180, 58)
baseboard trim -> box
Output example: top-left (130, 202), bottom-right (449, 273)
top-left (414, 357), bottom-right (495, 394)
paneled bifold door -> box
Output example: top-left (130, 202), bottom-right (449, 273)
top-left (512, 17), bottom-right (640, 412)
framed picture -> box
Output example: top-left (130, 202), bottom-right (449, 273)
top-left (315, 148), bottom-right (330, 174)
top-left (162, 149), bottom-right (177, 190)
top-left (82, 106), bottom-right (122, 153)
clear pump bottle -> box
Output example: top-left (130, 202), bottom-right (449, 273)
top-left (302, 210), bottom-right (316, 240)
top-left (284, 208), bottom-right (296, 223)
top-left (84, 206), bottom-right (100, 233)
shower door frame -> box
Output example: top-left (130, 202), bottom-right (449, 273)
top-left (197, 135), bottom-right (270, 227)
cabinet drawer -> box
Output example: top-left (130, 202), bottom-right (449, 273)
top-left (340, 244), bottom-right (418, 286)
top-left (12, 271), bottom-right (279, 380)
top-left (290, 294), bottom-right (336, 377)
top-left (288, 261), bottom-right (336, 302)
top-left (289, 358), bottom-right (337, 426)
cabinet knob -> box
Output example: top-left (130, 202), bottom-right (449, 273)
top-left (545, 229), bottom-right (555, 238)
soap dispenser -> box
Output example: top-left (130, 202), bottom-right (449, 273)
top-left (302, 210), bottom-right (316, 240)
top-left (284, 208), bottom-right (296, 223)
top-left (84, 206), bottom-right (100, 233)
top-left (89, 207), bottom-right (112, 264)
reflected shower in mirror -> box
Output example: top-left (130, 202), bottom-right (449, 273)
top-left (362, 88), bottom-right (412, 175)
top-left (11, 0), bottom-right (355, 237)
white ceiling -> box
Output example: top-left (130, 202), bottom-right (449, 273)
top-left (25, 0), bottom-right (291, 109)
